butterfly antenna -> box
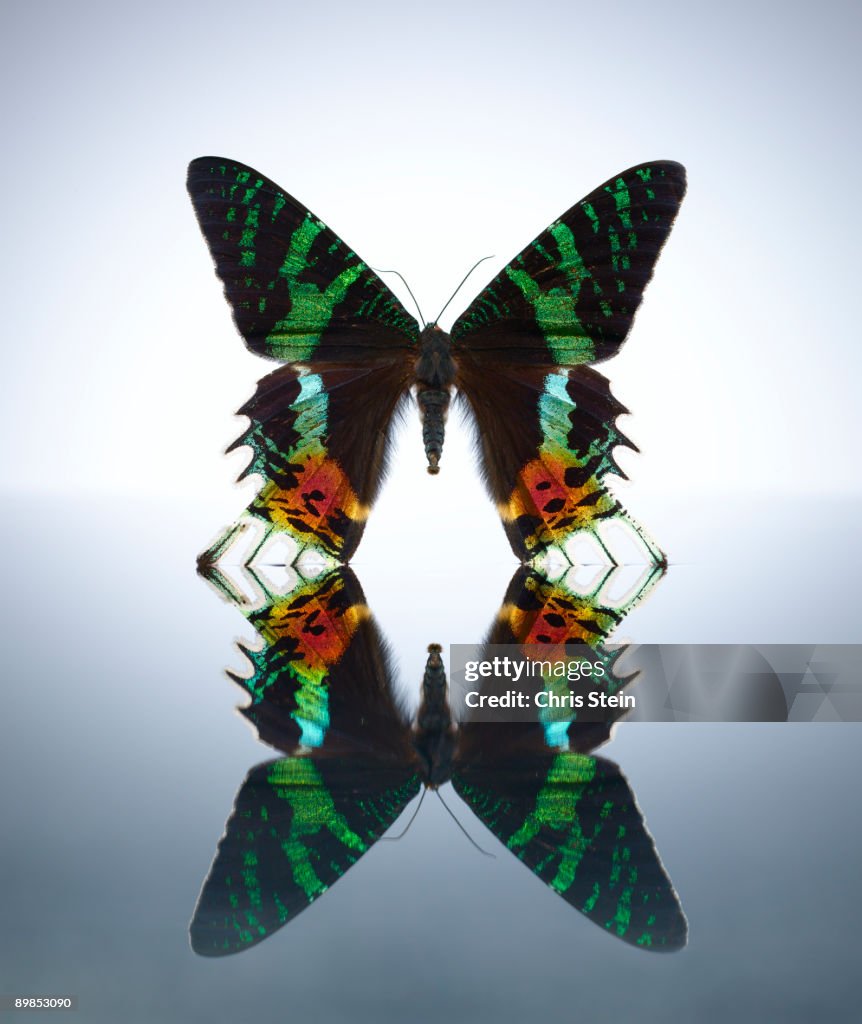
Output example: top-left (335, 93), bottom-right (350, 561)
top-left (371, 266), bottom-right (426, 327)
top-left (381, 786), bottom-right (427, 841)
top-left (434, 254), bottom-right (495, 325)
top-left (435, 790), bottom-right (495, 858)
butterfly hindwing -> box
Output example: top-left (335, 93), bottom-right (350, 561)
top-left (451, 751), bottom-right (687, 952)
top-left (190, 755), bottom-right (420, 956)
top-left (480, 567), bottom-right (637, 751)
top-left (456, 361), bottom-right (653, 560)
top-left (450, 161), bottom-right (686, 365)
top-left (187, 157), bottom-right (419, 361)
top-left (229, 361), bottom-right (410, 560)
top-left (234, 567), bottom-right (419, 759)
top-left (492, 566), bottom-right (625, 647)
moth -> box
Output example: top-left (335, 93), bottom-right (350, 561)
top-left (187, 158), bottom-right (686, 563)
top-left (190, 567), bottom-right (687, 956)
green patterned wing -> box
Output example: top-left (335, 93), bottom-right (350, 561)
top-left (451, 162), bottom-right (685, 562)
top-left (188, 157), bottom-right (419, 561)
top-left (450, 161), bottom-right (686, 365)
top-left (187, 157), bottom-right (420, 362)
top-left (451, 750), bottom-right (687, 952)
top-left (190, 755), bottom-right (419, 956)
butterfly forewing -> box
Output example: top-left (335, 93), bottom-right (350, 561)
top-left (190, 756), bottom-right (420, 956)
top-left (450, 161), bottom-right (686, 364)
top-left (187, 157), bottom-right (420, 361)
top-left (451, 752), bottom-right (687, 952)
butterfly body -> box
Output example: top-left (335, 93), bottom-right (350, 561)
top-left (415, 324), bottom-right (456, 473)
top-left (412, 643), bottom-right (458, 784)
top-left (188, 157), bottom-right (685, 563)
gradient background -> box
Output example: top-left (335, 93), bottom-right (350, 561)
top-left (2, 2), bottom-right (861, 1021)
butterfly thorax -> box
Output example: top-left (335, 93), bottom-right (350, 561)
top-left (415, 325), bottom-right (455, 475)
top-left (412, 643), bottom-right (457, 787)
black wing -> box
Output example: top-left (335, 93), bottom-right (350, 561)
top-left (451, 750), bottom-right (686, 951)
top-left (451, 161), bottom-right (686, 364)
top-left (187, 156), bottom-right (419, 361)
top-left (190, 756), bottom-right (419, 956)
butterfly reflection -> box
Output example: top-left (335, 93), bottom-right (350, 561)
top-left (188, 158), bottom-right (685, 566)
top-left (190, 561), bottom-right (686, 956)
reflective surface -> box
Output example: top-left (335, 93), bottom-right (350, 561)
top-left (2, 496), bottom-right (861, 1021)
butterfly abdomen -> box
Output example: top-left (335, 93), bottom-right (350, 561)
top-left (415, 325), bottom-right (456, 474)
top-left (412, 643), bottom-right (457, 786)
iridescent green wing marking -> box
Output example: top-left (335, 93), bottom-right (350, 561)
top-left (187, 157), bottom-right (420, 361)
top-left (451, 162), bottom-right (686, 365)
top-left (451, 752), bottom-right (687, 952)
top-left (190, 755), bottom-right (420, 956)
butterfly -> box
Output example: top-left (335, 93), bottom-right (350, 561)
top-left (189, 566), bottom-right (687, 956)
top-left (187, 158), bottom-right (686, 564)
